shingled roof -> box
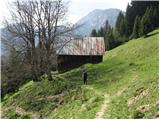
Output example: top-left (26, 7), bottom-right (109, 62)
top-left (58, 37), bottom-right (105, 56)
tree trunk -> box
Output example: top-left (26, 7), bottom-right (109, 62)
top-left (46, 52), bottom-right (53, 81)
top-left (47, 68), bottom-right (53, 81)
top-left (32, 64), bottom-right (39, 81)
top-left (46, 57), bottom-right (53, 81)
top-left (31, 46), bottom-right (40, 81)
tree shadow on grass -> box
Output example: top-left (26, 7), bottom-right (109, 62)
top-left (144, 31), bottom-right (159, 38)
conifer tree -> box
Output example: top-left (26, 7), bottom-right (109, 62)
top-left (152, 8), bottom-right (158, 29)
top-left (103, 20), bottom-right (111, 50)
top-left (132, 16), bottom-right (141, 38)
top-left (115, 12), bottom-right (125, 35)
top-left (90, 29), bottom-right (97, 37)
top-left (119, 19), bottom-right (126, 36)
top-left (139, 7), bottom-right (152, 37)
top-left (97, 27), bottom-right (105, 37)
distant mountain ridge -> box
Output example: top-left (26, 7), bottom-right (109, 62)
top-left (75, 8), bottom-right (123, 36)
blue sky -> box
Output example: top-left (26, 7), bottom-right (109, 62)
top-left (0, 0), bottom-right (131, 26)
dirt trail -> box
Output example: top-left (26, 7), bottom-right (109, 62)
top-left (85, 86), bottom-right (110, 119)
top-left (95, 94), bottom-right (110, 119)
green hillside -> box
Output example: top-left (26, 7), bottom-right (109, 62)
top-left (1, 29), bottom-right (159, 119)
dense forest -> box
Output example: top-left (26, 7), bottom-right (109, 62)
top-left (90, 1), bottom-right (159, 50)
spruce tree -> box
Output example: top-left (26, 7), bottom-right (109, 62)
top-left (125, 1), bottom-right (159, 38)
top-left (108, 29), bottom-right (115, 50)
top-left (115, 12), bottom-right (125, 34)
top-left (103, 20), bottom-right (112, 51)
top-left (132, 16), bottom-right (141, 38)
top-left (97, 27), bottom-right (105, 37)
top-left (148, 7), bottom-right (154, 31)
top-left (119, 18), bottom-right (126, 36)
top-left (90, 29), bottom-right (97, 37)
top-left (152, 8), bottom-right (158, 29)
top-left (104, 20), bottom-right (111, 34)
top-left (139, 7), bottom-right (153, 37)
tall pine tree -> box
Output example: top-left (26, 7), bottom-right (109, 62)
top-left (115, 12), bottom-right (125, 35)
top-left (103, 20), bottom-right (111, 50)
top-left (132, 16), bottom-right (141, 38)
top-left (139, 7), bottom-right (153, 37)
top-left (90, 29), bottom-right (97, 37)
top-left (97, 27), bottom-right (105, 37)
top-left (125, 1), bottom-right (159, 38)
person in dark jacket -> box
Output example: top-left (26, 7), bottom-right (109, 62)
top-left (83, 71), bottom-right (88, 84)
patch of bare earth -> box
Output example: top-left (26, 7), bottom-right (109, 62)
top-left (15, 106), bottom-right (39, 118)
top-left (95, 94), bottom-right (110, 119)
top-left (152, 100), bottom-right (159, 118)
top-left (136, 104), bottom-right (150, 113)
top-left (116, 88), bottom-right (126, 96)
top-left (84, 86), bottom-right (110, 119)
top-left (127, 88), bottom-right (148, 106)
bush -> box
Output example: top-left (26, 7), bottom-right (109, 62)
top-left (7, 110), bottom-right (20, 119)
top-left (133, 111), bottom-right (145, 119)
top-left (20, 114), bottom-right (31, 119)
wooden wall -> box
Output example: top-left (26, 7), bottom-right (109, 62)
top-left (57, 55), bottom-right (103, 72)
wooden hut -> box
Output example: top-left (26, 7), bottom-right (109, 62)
top-left (57, 37), bottom-right (105, 72)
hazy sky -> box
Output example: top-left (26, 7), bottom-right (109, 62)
top-left (67, 0), bottom-right (131, 23)
top-left (0, 0), bottom-right (131, 26)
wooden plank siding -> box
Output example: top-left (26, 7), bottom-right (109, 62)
top-left (56, 37), bottom-right (105, 72)
top-left (57, 55), bottom-right (103, 72)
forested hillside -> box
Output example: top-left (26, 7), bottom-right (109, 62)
top-left (90, 1), bottom-right (159, 50)
top-left (75, 8), bottom-right (122, 36)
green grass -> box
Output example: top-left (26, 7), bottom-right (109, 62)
top-left (1, 29), bottom-right (159, 119)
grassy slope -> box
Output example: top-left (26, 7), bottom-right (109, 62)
top-left (1, 29), bottom-right (159, 119)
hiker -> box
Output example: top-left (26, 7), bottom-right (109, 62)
top-left (83, 71), bottom-right (88, 84)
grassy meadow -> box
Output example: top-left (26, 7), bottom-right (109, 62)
top-left (1, 29), bottom-right (159, 119)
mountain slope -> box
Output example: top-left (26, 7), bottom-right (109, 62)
top-left (1, 29), bottom-right (159, 119)
top-left (75, 8), bottom-right (122, 36)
